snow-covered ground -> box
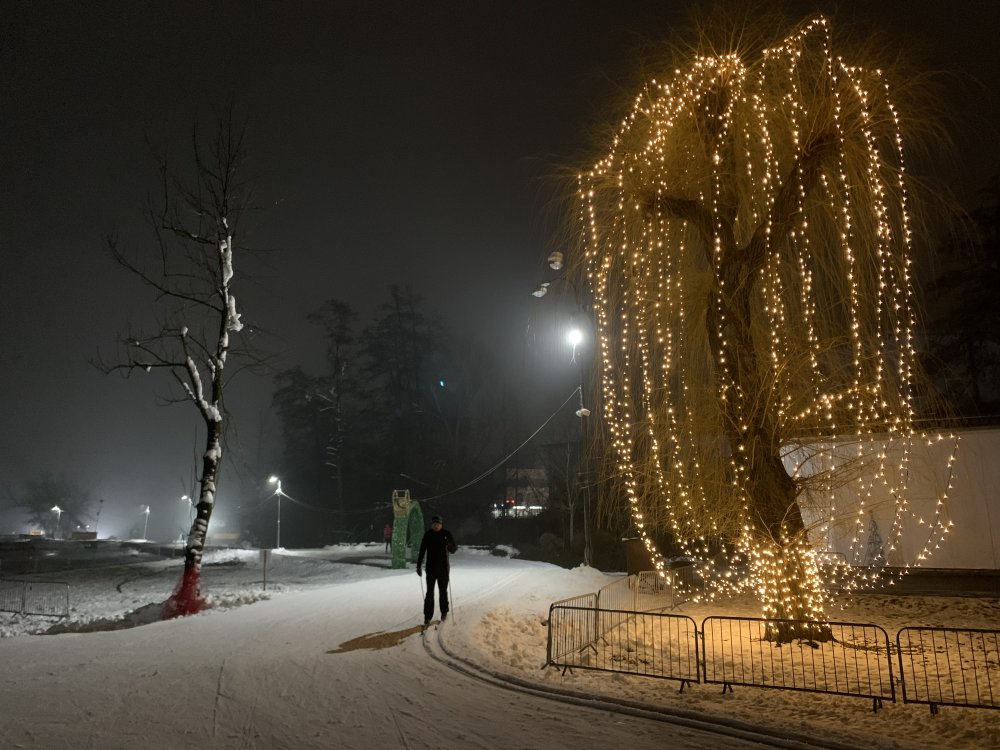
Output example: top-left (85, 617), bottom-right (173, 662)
top-left (1, 544), bottom-right (998, 749)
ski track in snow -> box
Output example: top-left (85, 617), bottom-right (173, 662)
top-left (422, 610), bottom-right (850, 750)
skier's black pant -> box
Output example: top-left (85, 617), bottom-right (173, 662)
top-left (424, 567), bottom-right (449, 622)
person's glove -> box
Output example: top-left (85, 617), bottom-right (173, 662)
top-left (416, 566), bottom-right (422, 576)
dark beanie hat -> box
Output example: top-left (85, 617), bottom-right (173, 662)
top-left (431, 515), bottom-right (442, 523)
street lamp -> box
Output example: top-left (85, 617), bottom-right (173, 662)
top-left (179, 495), bottom-right (194, 542)
top-left (268, 476), bottom-right (282, 549)
top-left (51, 505), bottom-right (63, 539)
top-left (142, 504), bottom-right (151, 540)
top-left (567, 325), bottom-right (593, 567)
top-left (532, 272), bottom-right (595, 568)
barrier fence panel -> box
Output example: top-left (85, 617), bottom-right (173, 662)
top-left (0, 579), bottom-right (69, 617)
top-left (547, 592), bottom-right (997, 714)
top-left (594, 577), bottom-right (636, 643)
top-left (24, 581), bottom-right (70, 617)
top-left (595, 574), bottom-right (678, 644)
top-left (702, 616), bottom-right (895, 711)
top-left (596, 575), bottom-right (638, 612)
top-left (596, 570), bottom-right (701, 615)
top-left (547, 605), bottom-right (700, 686)
top-left (897, 627), bottom-right (1000, 713)
top-left (0, 579), bottom-right (25, 615)
top-left (546, 594), bottom-right (598, 665)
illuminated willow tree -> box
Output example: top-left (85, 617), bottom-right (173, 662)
top-left (575, 16), bottom-right (956, 630)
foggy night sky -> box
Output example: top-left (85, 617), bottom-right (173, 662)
top-left (2, 1), bottom-right (998, 539)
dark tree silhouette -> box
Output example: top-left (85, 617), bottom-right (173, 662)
top-left (11, 474), bottom-right (96, 537)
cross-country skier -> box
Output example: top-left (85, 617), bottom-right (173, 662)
top-left (416, 515), bottom-right (457, 625)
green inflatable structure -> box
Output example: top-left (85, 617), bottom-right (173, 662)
top-left (390, 489), bottom-right (424, 569)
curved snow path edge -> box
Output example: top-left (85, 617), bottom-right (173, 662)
top-left (424, 623), bottom-right (868, 750)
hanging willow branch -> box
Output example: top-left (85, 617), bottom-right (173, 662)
top-left (572, 13), bottom-right (959, 629)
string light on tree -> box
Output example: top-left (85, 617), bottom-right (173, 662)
top-left (572, 14), bottom-right (959, 634)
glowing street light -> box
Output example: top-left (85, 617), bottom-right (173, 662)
top-left (531, 272), bottom-right (595, 568)
top-left (268, 476), bottom-right (283, 549)
top-left (51, 505), bottom-right (63, 539)
top-left (142, 504), bottom-right (151, 540)
top-left (566, 324), bottom-right (592, 566)
top-left (181, 494), bottom-right (194, 523)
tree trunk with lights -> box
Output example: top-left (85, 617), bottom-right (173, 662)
top-left (655, 125), bottom-right (839, 635)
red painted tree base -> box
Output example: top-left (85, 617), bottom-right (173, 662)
top-left (163, 565), bottom-right (205, 619)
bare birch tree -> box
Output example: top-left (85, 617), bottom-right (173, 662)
top-left (100, 113), bottom-right (253, 617)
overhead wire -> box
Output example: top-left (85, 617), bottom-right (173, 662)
top-left (254, 386), bottom-right (582, 516)
top-left (413, 386), bottom-right (581, 504)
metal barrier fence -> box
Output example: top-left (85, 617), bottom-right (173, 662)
top-left (595, 574), bottom-right (639, 611)
top-left (701, 616), bottom-right (895, 711)
top-left (897, 627), bottom-right (1000, 713)
top-left (546, 593), bottom-right (598, 664)
top-left (0, 578), bottom-right (21, 614)
top-left (596, 569), bottom-right (702, 614)
top-left (590, 571), bottom-right (701, 651)
top-left (0, 578), bottom-right (70, 617)
top-left (546, 591), bottom-right (998, 714)
top-left (547, 603), bottom-right (700, 687)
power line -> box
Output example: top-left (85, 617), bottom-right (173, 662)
top-left (413, 386), bottom-right (580, 504)
top-left (258, 387), bottom-right (581, 516)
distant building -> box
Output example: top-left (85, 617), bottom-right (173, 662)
top-left (494, 466), bottom-right (548, 518)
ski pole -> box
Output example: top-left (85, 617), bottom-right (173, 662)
top-left (448, 578), bottom-right (456, 623)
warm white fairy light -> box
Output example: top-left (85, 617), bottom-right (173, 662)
top-left (575, 16), bottom-right (959, 626)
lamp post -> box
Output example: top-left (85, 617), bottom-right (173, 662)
top-left (51, 505), bottom-right (63, 539)
top-left (142, 504), bottom-right (151, 540)
top-left (566, 325), bottom-right (593, 567)
top-left (531, 264), bottom-right (595, 567)
top-left (268, 476), bottom-right (282, 549)
top-left (179, 495), bottom-right (193, 542)
top-left (181, 494), bottom-right (193, 522)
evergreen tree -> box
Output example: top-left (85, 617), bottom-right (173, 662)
top-left (307, 299), bottom-right (361, 516)
top-left (359, 285), bottom-right (447, 495)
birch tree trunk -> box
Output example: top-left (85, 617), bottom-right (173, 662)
top-left (101, 113), bottom-right (251, 619)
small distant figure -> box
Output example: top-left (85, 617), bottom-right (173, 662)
top-left (416, 515), bottom-right (457, 625)
top-left (383, 523), bottom-right (392, 553)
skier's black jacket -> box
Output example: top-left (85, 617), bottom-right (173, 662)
top-left (417, 528), bottom-right (457, 574)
